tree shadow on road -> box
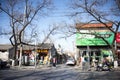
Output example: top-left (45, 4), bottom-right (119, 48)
top-left (76, 71), bottom-right (120, 80)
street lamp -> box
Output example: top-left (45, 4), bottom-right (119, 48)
top-left (33, 33), bottom-right (37, 69)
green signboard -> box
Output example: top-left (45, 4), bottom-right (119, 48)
top-left (76, 32), bottom-right (114, 46)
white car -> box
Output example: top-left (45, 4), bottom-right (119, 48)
top-left (66, 58), bottom-right (76, 65)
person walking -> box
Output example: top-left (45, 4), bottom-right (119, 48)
top-left (52, 57), bottom-right (56, 67)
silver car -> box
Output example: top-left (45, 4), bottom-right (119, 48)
top-left (66, 58), bottom-right (76, 65)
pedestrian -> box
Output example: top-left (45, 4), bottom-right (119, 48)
top-left (52, 57), bottom-right (56, 67)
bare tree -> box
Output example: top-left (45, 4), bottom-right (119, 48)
top-left (72, 0), bottom-right (120, 32)
top-left (67, 0), bottom-right (120, 59)
top-left (70, 0), bottom-right (120, 32)
top-left (0, 0), bottom-right (53, 65)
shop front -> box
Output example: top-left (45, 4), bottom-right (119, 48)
top-left (75, 23), bottom-right (114, 70)
top-left (36, 49), bottom-right (50, 65)
top-left (15, 43), bottom-right (57, 66)
top-left (22, 50), bottom-right (32, 66)
top-left (17, 48), bottom-right (51, 66)
top-left (77, 46), bottom-right (114, 69)
top-left (115, 32), bottom-right (120, 66)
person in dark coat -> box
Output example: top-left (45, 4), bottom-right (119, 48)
top-left (52, 57), bottom-right (56, 67)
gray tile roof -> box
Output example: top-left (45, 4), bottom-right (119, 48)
top-left (0, 44), bottom-right (12, 50)
top-left (22, 43), bottom-right (54, 50)
top-left (37, 43), bottom-right (54, 49)
top-left (0, 43), bottom-right (54, 50)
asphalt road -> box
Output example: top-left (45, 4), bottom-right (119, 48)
top-left (0, 65), bottom-right (120, 80)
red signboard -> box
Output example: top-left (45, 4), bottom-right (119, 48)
top-left (116, 32), bottom-right (120, 43)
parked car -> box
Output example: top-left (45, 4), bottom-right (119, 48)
top-left (0, 59), bottom-right (10, 69)
top-left (66, 58), bottom-right (76, 65)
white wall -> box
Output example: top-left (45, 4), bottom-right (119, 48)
top-left (0, 51), bottom-right (9, 61)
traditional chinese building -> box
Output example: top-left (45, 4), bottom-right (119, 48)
top-left (75, 22), bottom-right (114, 68)
top-left (0, 43), bottom-right (57, 66)
top-left (0, 44), bottom-right (12, 62)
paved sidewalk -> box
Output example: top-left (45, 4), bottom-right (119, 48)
top-left (113, 66), bottom-right (120, 71)
top-left (10, 65), bottom-right (52, 70)
top-left (10, 65), bottom-right (120, 72)
top-left (74, 65), bottom-right (120, 72)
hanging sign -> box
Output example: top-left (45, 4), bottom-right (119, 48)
top-left (36, 49), bottom-right (48, 53)
top-left (116, 32), bottom-right (120, 43)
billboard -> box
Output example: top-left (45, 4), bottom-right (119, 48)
top-left (76, 31), bottom-right (114, 46)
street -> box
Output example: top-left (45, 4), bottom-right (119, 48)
top-left (0, 65), bottom-right (120, 80)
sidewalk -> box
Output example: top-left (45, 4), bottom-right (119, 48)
top-left (9, 65), bottom-right (120, 71)
top-left (10, 65), bottom-right (52, 70)
top-left (113, 66), bottom-right (120, 71)
top-left (74, 65), bottom-right (120, 72)
top-left (10, 64), bottom-right (69, 70)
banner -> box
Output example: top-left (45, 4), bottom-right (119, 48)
top-left (76, 31), bottom-right (114, 46)
top-left (116, 32), bottom-right (120, 43)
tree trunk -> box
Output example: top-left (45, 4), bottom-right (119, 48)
top-left (11, 45), bottom-right (18, 66)
top-left (19, 44), bottom-right (23, 67)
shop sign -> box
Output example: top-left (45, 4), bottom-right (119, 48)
top-left (36, 49), bottom-right (48, 53)
top-left (76, 31), bottom-right (114, 46)
top-left (116, 32), bottom-right (120, 43)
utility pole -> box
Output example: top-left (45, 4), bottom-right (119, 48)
top-left (87, 46), bottom-right (90, 70)
top-left (33, 32), bottom-right (37, 69)
top-left (34, 39), bottom-right (37, 69)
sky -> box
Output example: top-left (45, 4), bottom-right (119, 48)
top-left (33, 0), bottom-right (76, 52)
top-left (0, 0), bottom-right (119, 52)
top-left (0, 0), bottom-right (75, 52)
